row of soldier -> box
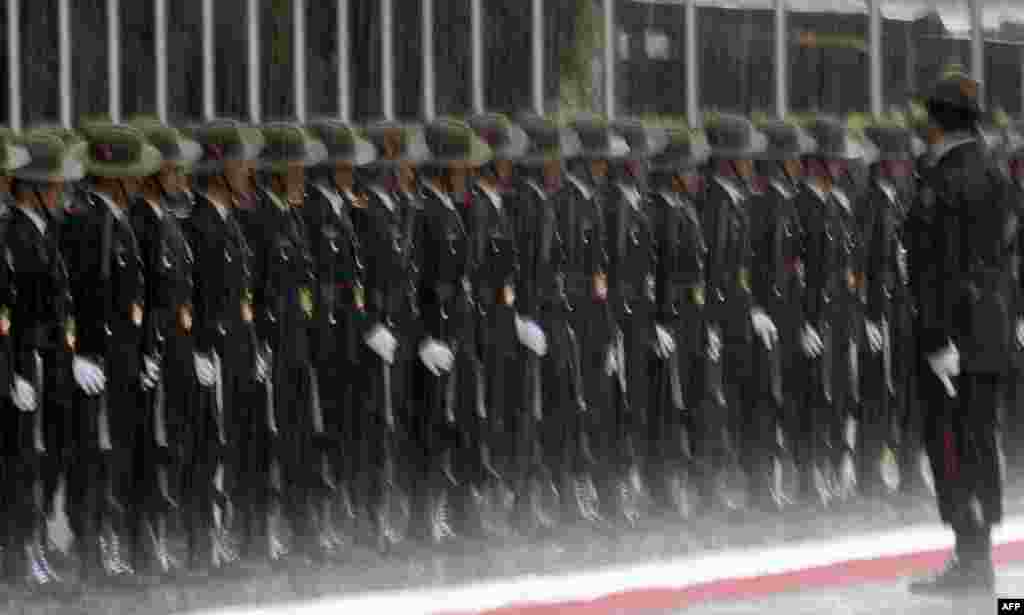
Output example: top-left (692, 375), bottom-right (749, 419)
top-left (0, 108), bottom-right (1019, 591)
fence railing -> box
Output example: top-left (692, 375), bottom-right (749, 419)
top-left (2, 0), bottom-right (1016, 132)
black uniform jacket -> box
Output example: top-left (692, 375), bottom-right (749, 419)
top-left (916, 139), bottom-right (1018, 374)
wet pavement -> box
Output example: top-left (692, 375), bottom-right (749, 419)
top-left (5, 482), bottom-right (1024, 614)
top-left (678, 564), bottom-right (1024, 615)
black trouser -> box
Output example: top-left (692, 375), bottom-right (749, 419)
top-left (923, 371), bottom-right (1003, 534)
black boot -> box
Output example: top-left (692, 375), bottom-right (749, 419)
top-left (909, 528), bottom-right (995, 595)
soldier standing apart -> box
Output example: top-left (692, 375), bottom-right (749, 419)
top-left (699, 114), bottom-right (776, 513)
top-left (909, 73), bottom-right (1015, 595)
top-left (796, 117), bottom-right (870, 508)
top-left (302, 120), bottom-right (376, 554)
top-left (1004, 122), bottom-right (1024, 474)
top-left (858, 120), bottom-right (924, 499)
top-left (2, 135), bottom-right (79, 591)
top-left (352, 122), bottom-right (427, 549)
top-left (646, 129), bottom-right (709, 518)
top-left (66, 124), bottom-right (159, 583)
top-left (185, 121), bottom-right (265, 571)
top-left (250, 124), bottom-right (326, 562)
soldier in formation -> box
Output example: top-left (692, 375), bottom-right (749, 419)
top-left (0, 71), bottom-right (1016, 597)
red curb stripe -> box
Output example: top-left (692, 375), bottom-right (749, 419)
top-left (437, 538), bottom-right (1024, 615)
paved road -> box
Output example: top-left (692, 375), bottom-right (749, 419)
top-left (677, 564), bottom-right (1024, 615)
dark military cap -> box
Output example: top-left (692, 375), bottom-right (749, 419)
top-left (804, 116), bottom-right (873, 161)
top-left (305, 119), bottom-right (377, 166)
top-left (257, 122), bottom-right (327, 173)
top-left (422, 118), bottom-right (492, 167)
top-left (0, 127), bottom-right (30, 174)
top-left (753, 120), bottom-right (816, 161)
top-left (863, 123), bottom-right (923, 161)
top-left (704, 113), bottom-right (768, 159)
top-left (190, 118), bottom-right (266, 173)
top-left (610, 119), bottom-right (669, 159)
top-left (649, 128), bottom-right (710, 171)
top-left (466, 113), bottom-right (529, 160)
top-left (129, 117), bottom-right (202, 167)
top-left (362, 120), bottom-right (430, 167)
top-left (926, 71), bottom-right (982, 122)
top-left (80, 123), bottom-right (163, 178)
top-left (569, 116), bottom-right (630, 159)
top-left (14, 133), bottom-right (84, 182)
top-left (515, 113), bottom-right (581, 163)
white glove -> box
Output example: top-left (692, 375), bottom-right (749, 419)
top-left (141, 355), bottom-right (161, 389)
top-left (751, 307), bottom-right (778, 350)
top-left (801, 325), bottom-right (824, 358)
top-left (365, 324), bottom-right (398, 365)
top-left (419, 338), bottom-right (454, 376)
top-left (706, 326), bottom-right (722, 362)
top-left (11, 375), bottom-right (37, 412)
top-left (653, 324), bottom-right (676, 359)
top-left (195, 352), bottom-right (218, 388)
top-left (865, 320), bottom-right (884, 354)
top-left (73, 355), bottom-right (106, 395)
top-left (927, 342), bottom-right (959, 398)
top-left (515, 315), bottom-right (548, 357)
top-left (605, 344), bottom-right (618, 375)
top-left (1016, 318), bottom-right (1024, 350)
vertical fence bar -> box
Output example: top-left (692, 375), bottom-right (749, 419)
top-left (423, 0), bottom-right (436, 119)
top-left (59, 0), bottom-right (72, 127)
top-left (869, 0), bottom-right (881, 116)
top-left (294, 0), bottom-right (307, 122)
top-left (969, 0), bottom-right (984, 109)
top-left (248, 0), bottom-right (260, 123)
top-left (774, 0), bottom-right (787, 119)
top-left (381, 0), bottom-right (394, 120)
top-left (686, 0), bottom-right (698, 127)
top-left (337, 0), bottom-right (350, 122)
top-left (604, 0), bottom-right (614, 120)
top-left (202, 0), bottom-right (215, 121)
top-left (7, 0), bottom-right (19, 131)
top-left (155, 0), bottom-right (167, 123)
top-left (532, 0), bottom-right (543, 115)
top-left (108, 0), bottom-right (121, 123)
top-left (470, 0), bottom-right (482, 115)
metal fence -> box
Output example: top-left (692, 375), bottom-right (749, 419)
top-left (3, 0), bottom-right (1022, 132)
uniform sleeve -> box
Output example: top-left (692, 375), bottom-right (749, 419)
top-left (185, 214), bottom-right (218, 357)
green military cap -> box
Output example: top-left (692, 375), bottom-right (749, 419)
top-left (926, 70), bottom-right (982, 122)
top-left (751, 119), bottom-right (816, 161)
top-left (0, 127), bottom-right (31, 173)
top-left (305, 118), bottom-right (377, 166)
top-left (466, 113), bottom-right (529, 160)
top-left (514, 113), bottom-right (581, 164)
top-left (610, 119), bottom-right (669, 159)
top-left (258, 122), bottom-right (328, 173)
top-left (863, 123), bottom-right (924, 161)
top-left (649, 127), bottom-right (711, 171)
top-left (129, 117), bottom-right (202, 167)
top-left (422, 118), bottom-right (492, 167)
top-left (79, 123), bottom-right (163, 178)
top-left (190, 118), bottom-right (266, 173)
top-left (362, 120), bottom-right (431, 167)
top-left (13, 133), bottom-right (85, 182)
top-left (569, 115), bottom-right (630, 159)
top-left (803, 116), bottom-right (874, 161)
top-left (703, 112), bottom-right (768, 159)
